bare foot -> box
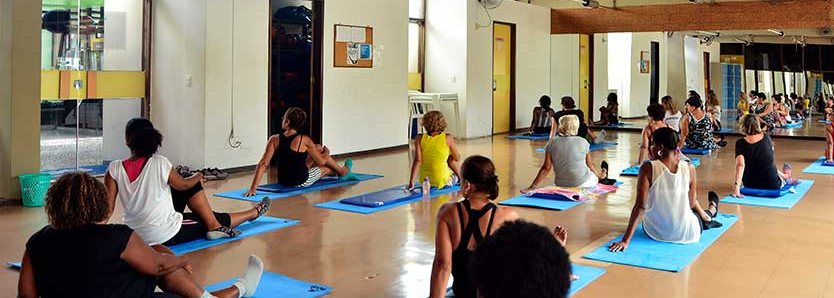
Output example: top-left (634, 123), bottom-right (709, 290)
top-left (553, 226), bottom-right (568, 247)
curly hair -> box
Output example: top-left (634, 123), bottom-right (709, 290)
top-left (469, 220), bottom-right (572, 298)
top-left (45, 172), bottom-right (111, 229)
top-left (421, 110), bottom-right (447, 134)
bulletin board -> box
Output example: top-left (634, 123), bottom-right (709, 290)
top-left (334, 24), bottom-right (374, 68)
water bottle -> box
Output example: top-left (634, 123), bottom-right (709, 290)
top-left (421, 177), bottom-right (431, 200)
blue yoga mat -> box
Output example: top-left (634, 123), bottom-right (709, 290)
top-left (206, 271), bottom-right (331, 298)
top-left (170, 217), bottom-right (299, 255)
top-left (570, 264), bottom-right (606, 296)
top-left (506, 133), bottom-right (549, 140)
top-left (214, 173), bottom-right (383, 202)
top-left (779, 122), bottom-right (803, 129)
top-left (583, 213), bottom-right (738, 272)
top-left (42, 164), bottom-right (108, 178)
top-left (536, 142), bottom-right (617, 153)
top-left (7, 262), bottom-right (20, 269)
top-left (680, 148), bottom-right (711, 155)
top-left (498, 182), bottom-right (623, 211)
top-left (802, 157), bottom-right (834, 175)
top-left (620, 158), bottom-right (701, 176)
top-left (716, 127), bottom-right (734, 133)
top-left (316, 185), bottom-right (461, 214)
top-left (818, 120), bottom-right (832, 124)
top-left (721, 179), bottom-right (814, 209)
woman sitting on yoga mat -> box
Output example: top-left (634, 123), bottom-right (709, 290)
top-left (662, 95), bottom-right (682, 133)
top-left (106, 118), bottom-right (270, 246)
top-left (408, 110), bottom-right (462, 189)
top-left (429, 156), bottom-right (523, 298)
top-left (609, 128), bottom-right (722, 252)
top-left (679, 95), bottom-right (725, 150)
top-left (752, 92), bottom-right (776, 131)
top-left (730, 115), bottom-right (798, 198)
top-left (550, 96), bottom-right (606, 144)
top-left (19, 172), bottom-right (264, 298)
top-left (593, 93), bottom-right (619, 126)
top-left (244, 107), bottom-right (355, 196)
top-left (707, 90), bottom-right (723, 131)
top-left (635, 104), bottom-right (669, 166)
top-left (522, 115), bottom-right (607, 192)
top-left (528, 95), bottom-right (556, 134)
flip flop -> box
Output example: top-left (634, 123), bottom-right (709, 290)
top-left (707, 191), bottom-right (720, 218)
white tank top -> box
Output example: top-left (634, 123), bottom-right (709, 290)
top-left (642, 160), bottom-right (701, 244)
top-left (664, 111), bottom-right (682, 132)
top-left (107, 155), bottom-right (182, 245)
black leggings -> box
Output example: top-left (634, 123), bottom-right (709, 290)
top-left (162, 183), bottom-right (231, 246)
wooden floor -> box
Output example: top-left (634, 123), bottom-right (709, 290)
top-left (2, 130), bottom-right (834, 298)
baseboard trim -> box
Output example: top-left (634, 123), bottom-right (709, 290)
top-left (0, 198), bottom-right (23, 207)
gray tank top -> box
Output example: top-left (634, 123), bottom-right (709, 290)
top-left (546, 135), bottom-right (593, 187)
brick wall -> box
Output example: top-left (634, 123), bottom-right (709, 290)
top-left (552, 0), bottom-right (834, 34)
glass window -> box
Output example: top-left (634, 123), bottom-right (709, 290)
top-left (408, 0), bottom-right (425, 91)
top-left (760, 71), bottom-right (773, 97)
top-left (408, 23), bottom-right (421, 74)
top-left (745, 69), bottom-right (756, 93)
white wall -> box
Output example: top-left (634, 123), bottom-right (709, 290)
top-left (102, 0), bottom-right (144, 162)
top-left (469, 0), bottom-right (551, 136)
top-left (626, 32), bottom-right (665, 118)
top-left (665, 34), bottom-right (687, 110)
top-left (684, 36), bottom-right (701, 95)
top-left (322, 0), bottom-right (409, 154)
top-left (592, 34), bottom-right (608, 122)
top-left (550, 34), bottom-right (580, 110)
top-left (607, 33), bottom-right (631, 116)
top-left (426, 0), bottom-right (468, 136)
top-left (426, 0), bottom-right (550, 138)
top-left (151, 0), bottom-right (207, 168)
top-left (204, 0), bottom-right (268, 168)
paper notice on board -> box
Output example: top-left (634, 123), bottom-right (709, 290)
top-left (359, 44), bottom-right (372, 60)
top-left (351, 27), bottom-right (366, 43)
top-left (336, 26), bottom-right (352, 42)
top-left (346, 44), bottom-right (360, 65)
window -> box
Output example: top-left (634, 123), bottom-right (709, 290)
top-left (408, 0), bottom-right (425, 91)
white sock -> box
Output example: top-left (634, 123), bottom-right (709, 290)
top-left (199, 291), bottom-right (218, 298)
top-left (234, 255), bottom-right (264, 298)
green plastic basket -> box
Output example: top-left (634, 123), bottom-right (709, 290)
top-left (18, 173), bottom-right (52, 207)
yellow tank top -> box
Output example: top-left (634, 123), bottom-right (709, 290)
top-left (420, 132), bottom-right (453, 188)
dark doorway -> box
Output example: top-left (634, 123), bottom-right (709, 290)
top-left (650, 41), bottom-right (660, 104)
top-left (269, 0), bottom-right (323, 142)
top-left (703, 52), bottom-right (711, 96)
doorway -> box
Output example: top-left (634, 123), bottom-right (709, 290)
top-left (703, 52), bottom-right (711, 96)
top-left (492, 22), bottom-right (515, 134)
top-left (269, 0), bottom-right (323, 142)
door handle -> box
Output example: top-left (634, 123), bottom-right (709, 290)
top-left (583, 80), bottom-right (590, 90)
top-left (493, 80), bottom-right (497, 91)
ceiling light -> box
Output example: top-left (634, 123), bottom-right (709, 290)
top-left (696, 30), bottom-right (720, 37)
top-left (767, 29), bottom-right (785, 37)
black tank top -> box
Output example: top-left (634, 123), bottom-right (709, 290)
top-left (273, 133), bottom-right (309, 186)
top-left (26, 224), bottom-right (156, 298)
top-left (451, 200), bottom-right (497, 298)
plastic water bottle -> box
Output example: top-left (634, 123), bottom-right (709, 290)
top-left (421, 177), bottom-right (431, 200)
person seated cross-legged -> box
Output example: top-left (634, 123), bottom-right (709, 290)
top-left (609, 128), bottom-right (723, 252)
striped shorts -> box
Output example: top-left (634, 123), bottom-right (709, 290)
top-left (298, 167), bottom-right (323, 188)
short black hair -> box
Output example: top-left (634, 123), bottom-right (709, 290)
top-left (560, 96), bottom-right (576, 109)
top-left (125, 118), bottom-right (162, 158)
top-left (469, 220), bottom-right (572, 298)
top-left (685, 96), bottom-right (703, 109)
top-left (284, 107), bottom-right (307, 130)
top-left (539, 95), bottom-right (552, 108)
top-left (647, 103), bottom-right (665, 121)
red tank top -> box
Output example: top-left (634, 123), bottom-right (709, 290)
top-left (122, 157), bottom-right (148, 182)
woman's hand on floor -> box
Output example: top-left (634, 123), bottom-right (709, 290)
top-left (243, 188), bottom-right (258, 197)
top-left (608, 240), bottom-right (629, 252)
top-left (520, 187), bottom-right (535, 194)
top-left (730, 186), bottom-right (744, 198)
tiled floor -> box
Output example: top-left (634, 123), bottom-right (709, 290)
top-left (2, 130), bottom-right (833, 297)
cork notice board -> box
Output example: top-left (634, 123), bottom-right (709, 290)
top-left (334, 24), bottom-right (373, 68)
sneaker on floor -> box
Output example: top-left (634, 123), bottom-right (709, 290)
top-left (206, 226), bottom-right (242, 240)
top-left (233, 255), bottom-right (265, 298)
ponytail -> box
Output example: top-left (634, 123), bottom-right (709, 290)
top-left (462, 155), bottom-right (500, 200)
